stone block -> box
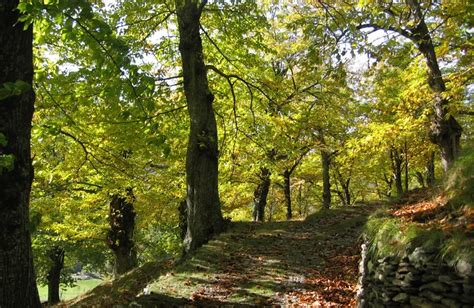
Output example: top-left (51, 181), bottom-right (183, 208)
top-left (440, 298), bottom-right (461, 308)
top-left (392, 293), bottom-right (409, 303)
top-left (420, 290), bottom-right (443, 302)
top-left (420, 281), bottom-right (448, 293)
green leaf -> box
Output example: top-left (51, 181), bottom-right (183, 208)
top-left (0, 154), bottom-right (15, 173)
top-left (14, 80), bottom-right (31, 93)
top-left (0, 80), bottom-right (31, 101)
top-left (0, 88), bottom-right (10, 101)
top-left (0, 133), bottom-right (7, 147)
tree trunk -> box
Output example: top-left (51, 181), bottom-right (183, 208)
top-left (253, 167), bottom-right (271, 222)
top-left (390, 148), bottom-right (404, 199)
top-left (415, 172), bottom-right (425, 188)
top-left (426, 151), bottom-right (435, 187)
top-left (47, 247), bottom-right (65, 305)
top-left (283, 169), bottom-right (292, 220)
top-left (106, 190), bottom-right (137, 276)
top-left (407, 1), bottom-right (462, 171)
top-left (382, 173), bottom-right (393, 198)
top-left (335, 167), bottom-right (351, 206)
top-left (176, 0), bottom-right (224, 253)
top-left (343, 179), bottom-right (351, 205)
top-left (0, 1), bottom-right (41, 306)
top-left (321, 151), bottom-right (331, 209)
top-left (404, 141), bottom-right (409, 193)
top-left (298, 184), bottom-right (303, 216)
top-left (178, 200), bottom-right (187, 240)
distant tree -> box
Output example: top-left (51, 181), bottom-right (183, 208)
top-left (107, 190), bottom-right (137, 275)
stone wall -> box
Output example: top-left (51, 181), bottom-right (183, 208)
top-left (357, 244), bottom-right (474, 307)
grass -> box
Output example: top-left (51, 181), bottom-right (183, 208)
top-left (38, 279), bottom-right (102, 302)
top-left (58, 260), bottom-right (173, 307)
top-left (446, 146), bottom-right (474, 209)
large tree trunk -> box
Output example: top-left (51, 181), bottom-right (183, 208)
top-left (253, 167), bottom-right (271, 222)
top-left (47, 247), bottom-right (65, 305)
top-left (106, 191), bottom-right (137, 276)
top-left (176, 0), bottom-right (224, 253)
top-left (0, 1), bottom-right (41, 306)
top-left (283, 169), bottom-right (292, 220)
top-left (408, 1), bottom-right (462, 171)
top-left (321, 151), bottom-right (331, 209)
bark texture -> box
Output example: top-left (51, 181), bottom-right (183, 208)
top-left (176, 0), bottom-right (224, 253)
top-left (178, 200), bottom-right (187, 240)
top-left (390, 148), bottom-right (404, 199)
top-left (47, 247), bottom-right (65, 305)
top-left (253, 167), bottom-right (271, 222)
top-left (283, 169), bottom-right (292, 220)
top-left (335, 167), bottom-right (351, 206)
top-left (426, 151), bottom-right (436, 187)
top-left (321, 151), bottom-right (331, 209)
top-left (0, 1), bottom-right (41, 306)
top-left (106, 191), bottom-right (137, 275)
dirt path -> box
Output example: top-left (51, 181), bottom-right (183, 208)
top-left (141, 206), bottom-right (375, 307)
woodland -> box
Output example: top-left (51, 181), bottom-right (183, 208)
top-left (0, 0), bottom-right (473, 307)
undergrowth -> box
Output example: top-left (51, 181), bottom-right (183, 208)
top-left (364, 147), bottom-right (474, 266)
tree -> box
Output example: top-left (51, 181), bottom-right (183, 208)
top-left (0, 1), bottom-right (41, 306)
top-left (46, 246), bottom-right (65, 305)
top-left (253, 167), bottom-right (271, 222)
top-left (353, 0), bottom-right (464, 171)
top-left (176, 0), bottom-right (225, 253)
top-left (107, 190), bottom-right (137, 275)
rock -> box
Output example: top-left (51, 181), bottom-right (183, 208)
top-left (400, 287), bottom-right (418, 294)
top-left (450, 284), bottom-right (462, 294)
top-left (459, 294), bottom-right (474, 304)
top-left (392, 293), bottom-right (409, 303)
top-left (404, 271), bottom-right (420, 283)
top-left (408, 248), bottom-right (430, 265)
top-left (441, 298), bottom-right (461, 308)
top-left (462, 284), bottom-right (474, 294)
top-left (438, 275), bottom-right (454, 284)
top-left (420, 281), bottom-right (447, 293)
top-left (456, 260), bottom-right (472, 277)
top-left (420, 290), bottom-right (443, 302)
top-left (409, 296), bottom-right (438, 307)
top-left (421, 274), bottom-right (438, 283)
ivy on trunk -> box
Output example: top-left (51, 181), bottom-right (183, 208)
top-left (107, 190), bottom-right (137, 276)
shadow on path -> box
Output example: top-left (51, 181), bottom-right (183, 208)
top-left (143, 205), bottom-right (377, 307)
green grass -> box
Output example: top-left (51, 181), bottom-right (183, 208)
top-left (38, 279), bottom-right (102, 302)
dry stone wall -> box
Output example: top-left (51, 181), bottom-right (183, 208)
top-left (357, 244), bottom-right (474, 307)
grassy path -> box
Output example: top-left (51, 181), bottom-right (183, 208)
top-left (140, 206), bottom-right (375, 307)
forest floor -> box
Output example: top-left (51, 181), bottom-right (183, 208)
top-left (64, 205), bottom-right (378, 307)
